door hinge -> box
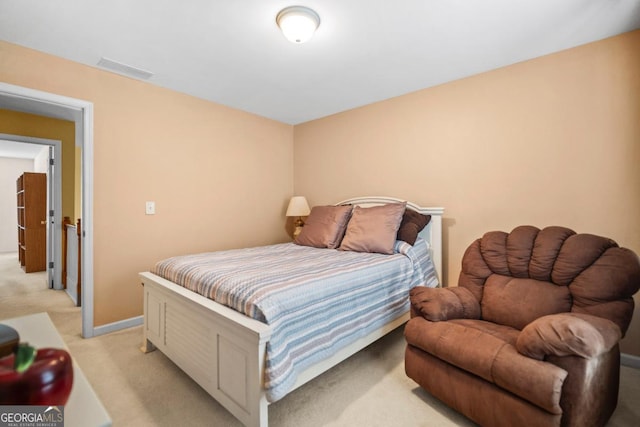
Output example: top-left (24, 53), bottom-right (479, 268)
top-left (49, 158), bottom-right (55, 166)
top-left (49, 262), bottom-right (54, 269)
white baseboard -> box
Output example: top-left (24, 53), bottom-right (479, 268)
top-left (92, 315), bottom-right (143, 337)
top-left (621, 353), bottom-right (640, 369)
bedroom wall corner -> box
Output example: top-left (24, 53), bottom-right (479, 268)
top-left (292, 29), bottom-right (640, 356)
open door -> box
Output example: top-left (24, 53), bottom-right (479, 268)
top-left (43, 141), bottom-right (63, 290)
top-left (47, 145), bottom-right (55, 288)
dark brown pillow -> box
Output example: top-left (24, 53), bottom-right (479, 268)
top-left (338, 202), bottom-right (406, 254)
top-left (397, 210), bottom-right (431, 245)
top-left (294, 205), bottom-right (353, 249)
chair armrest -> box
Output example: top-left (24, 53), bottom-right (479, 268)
top-left (409, 286), bottom-right (481, 321)
top-left (516, 313), bottom-right (622, 360)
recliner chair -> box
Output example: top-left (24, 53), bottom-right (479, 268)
top-left (404, 225), bottom-right (640, 427)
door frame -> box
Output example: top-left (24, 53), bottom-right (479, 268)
top-left (0, 133), bottom-right (62, 290)
top-left (0, 82), bottom-right (96, 338)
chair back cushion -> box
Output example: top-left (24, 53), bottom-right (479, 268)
top-left (481, 275), bottom-right (571, 330)
top-left (459, 225), bottom-right (640, 334)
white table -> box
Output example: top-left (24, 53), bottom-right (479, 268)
top-left (1, 312), bottom-right (111, 427)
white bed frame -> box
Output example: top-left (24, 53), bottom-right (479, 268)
top-left (140, 197), bottom-right (444, 427)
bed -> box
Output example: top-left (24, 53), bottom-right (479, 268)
top-left (140, 196), bottom-right (444, 427)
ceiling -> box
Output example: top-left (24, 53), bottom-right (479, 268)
top-left (0, 140), bottom-right (45, 159)
top-left (1, 0), bottom-right (639, 125)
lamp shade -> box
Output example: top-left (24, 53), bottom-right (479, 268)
top-left (276, 6), bottom-right (320, 44)
top-left (286, 196), bottom-right (311, 217)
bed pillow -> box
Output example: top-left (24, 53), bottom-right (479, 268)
top-left (338, 202), bottom-right (407, 254)
top-left (397, 210), bottom-right (431, 245)
top-left (294, 205), bottom-right (353, 249)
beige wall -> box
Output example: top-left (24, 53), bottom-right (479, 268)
top-left (293, 30), bottom-right (640, 355)
top-left (0, 41), bottom-right (294, 326)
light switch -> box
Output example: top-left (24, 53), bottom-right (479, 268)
top-left (145, 201), bottom-right (155, 215)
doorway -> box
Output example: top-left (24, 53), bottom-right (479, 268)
top-left (0, 136), bottom-right (63, 291)
top-left (0, 82), bottom-right (95, 338)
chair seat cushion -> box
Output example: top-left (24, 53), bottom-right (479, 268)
top-left (405, 317), bottom-right (568, 414)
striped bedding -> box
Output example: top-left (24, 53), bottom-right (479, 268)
top-left (152, 238), bottom-right (438, 402)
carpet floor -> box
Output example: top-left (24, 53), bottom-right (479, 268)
top-left (1, 251), bottom-right (638, 426)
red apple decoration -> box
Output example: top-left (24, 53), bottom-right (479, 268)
top-left (0, 325), bottom-right (74, 406)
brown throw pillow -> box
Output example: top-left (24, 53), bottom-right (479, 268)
top-left (397, 210), bottom-right (431, 245)
top-left (294, 205), bottom-right (353, 249)
top-left (338, 202), bottom-right (406, 254)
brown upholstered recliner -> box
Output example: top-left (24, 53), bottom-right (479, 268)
top-left (404, 226), bottom-right (640, 427)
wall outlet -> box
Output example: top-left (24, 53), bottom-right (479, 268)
top-left (145, 201), bottom-right (155, 215)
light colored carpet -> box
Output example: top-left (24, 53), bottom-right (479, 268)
top-left (1, 251), bottom-right (639, 426)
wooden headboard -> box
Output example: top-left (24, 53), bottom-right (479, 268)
top-left (336, 196), bottom-right (444, 284)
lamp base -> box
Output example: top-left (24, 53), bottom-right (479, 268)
top-left (292, 217), bottom-right (305, 240)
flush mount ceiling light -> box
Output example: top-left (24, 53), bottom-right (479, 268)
top-left (276, 6), bottom-right (320, 44)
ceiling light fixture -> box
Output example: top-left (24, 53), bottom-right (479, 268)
top-left (276, 6), bottom-right (320, 44)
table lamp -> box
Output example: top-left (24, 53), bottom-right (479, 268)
top-left (286, 196), bottom-right (311, 239)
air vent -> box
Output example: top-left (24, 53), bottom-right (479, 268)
top-left (97, 57), bottom-right (154, 80)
